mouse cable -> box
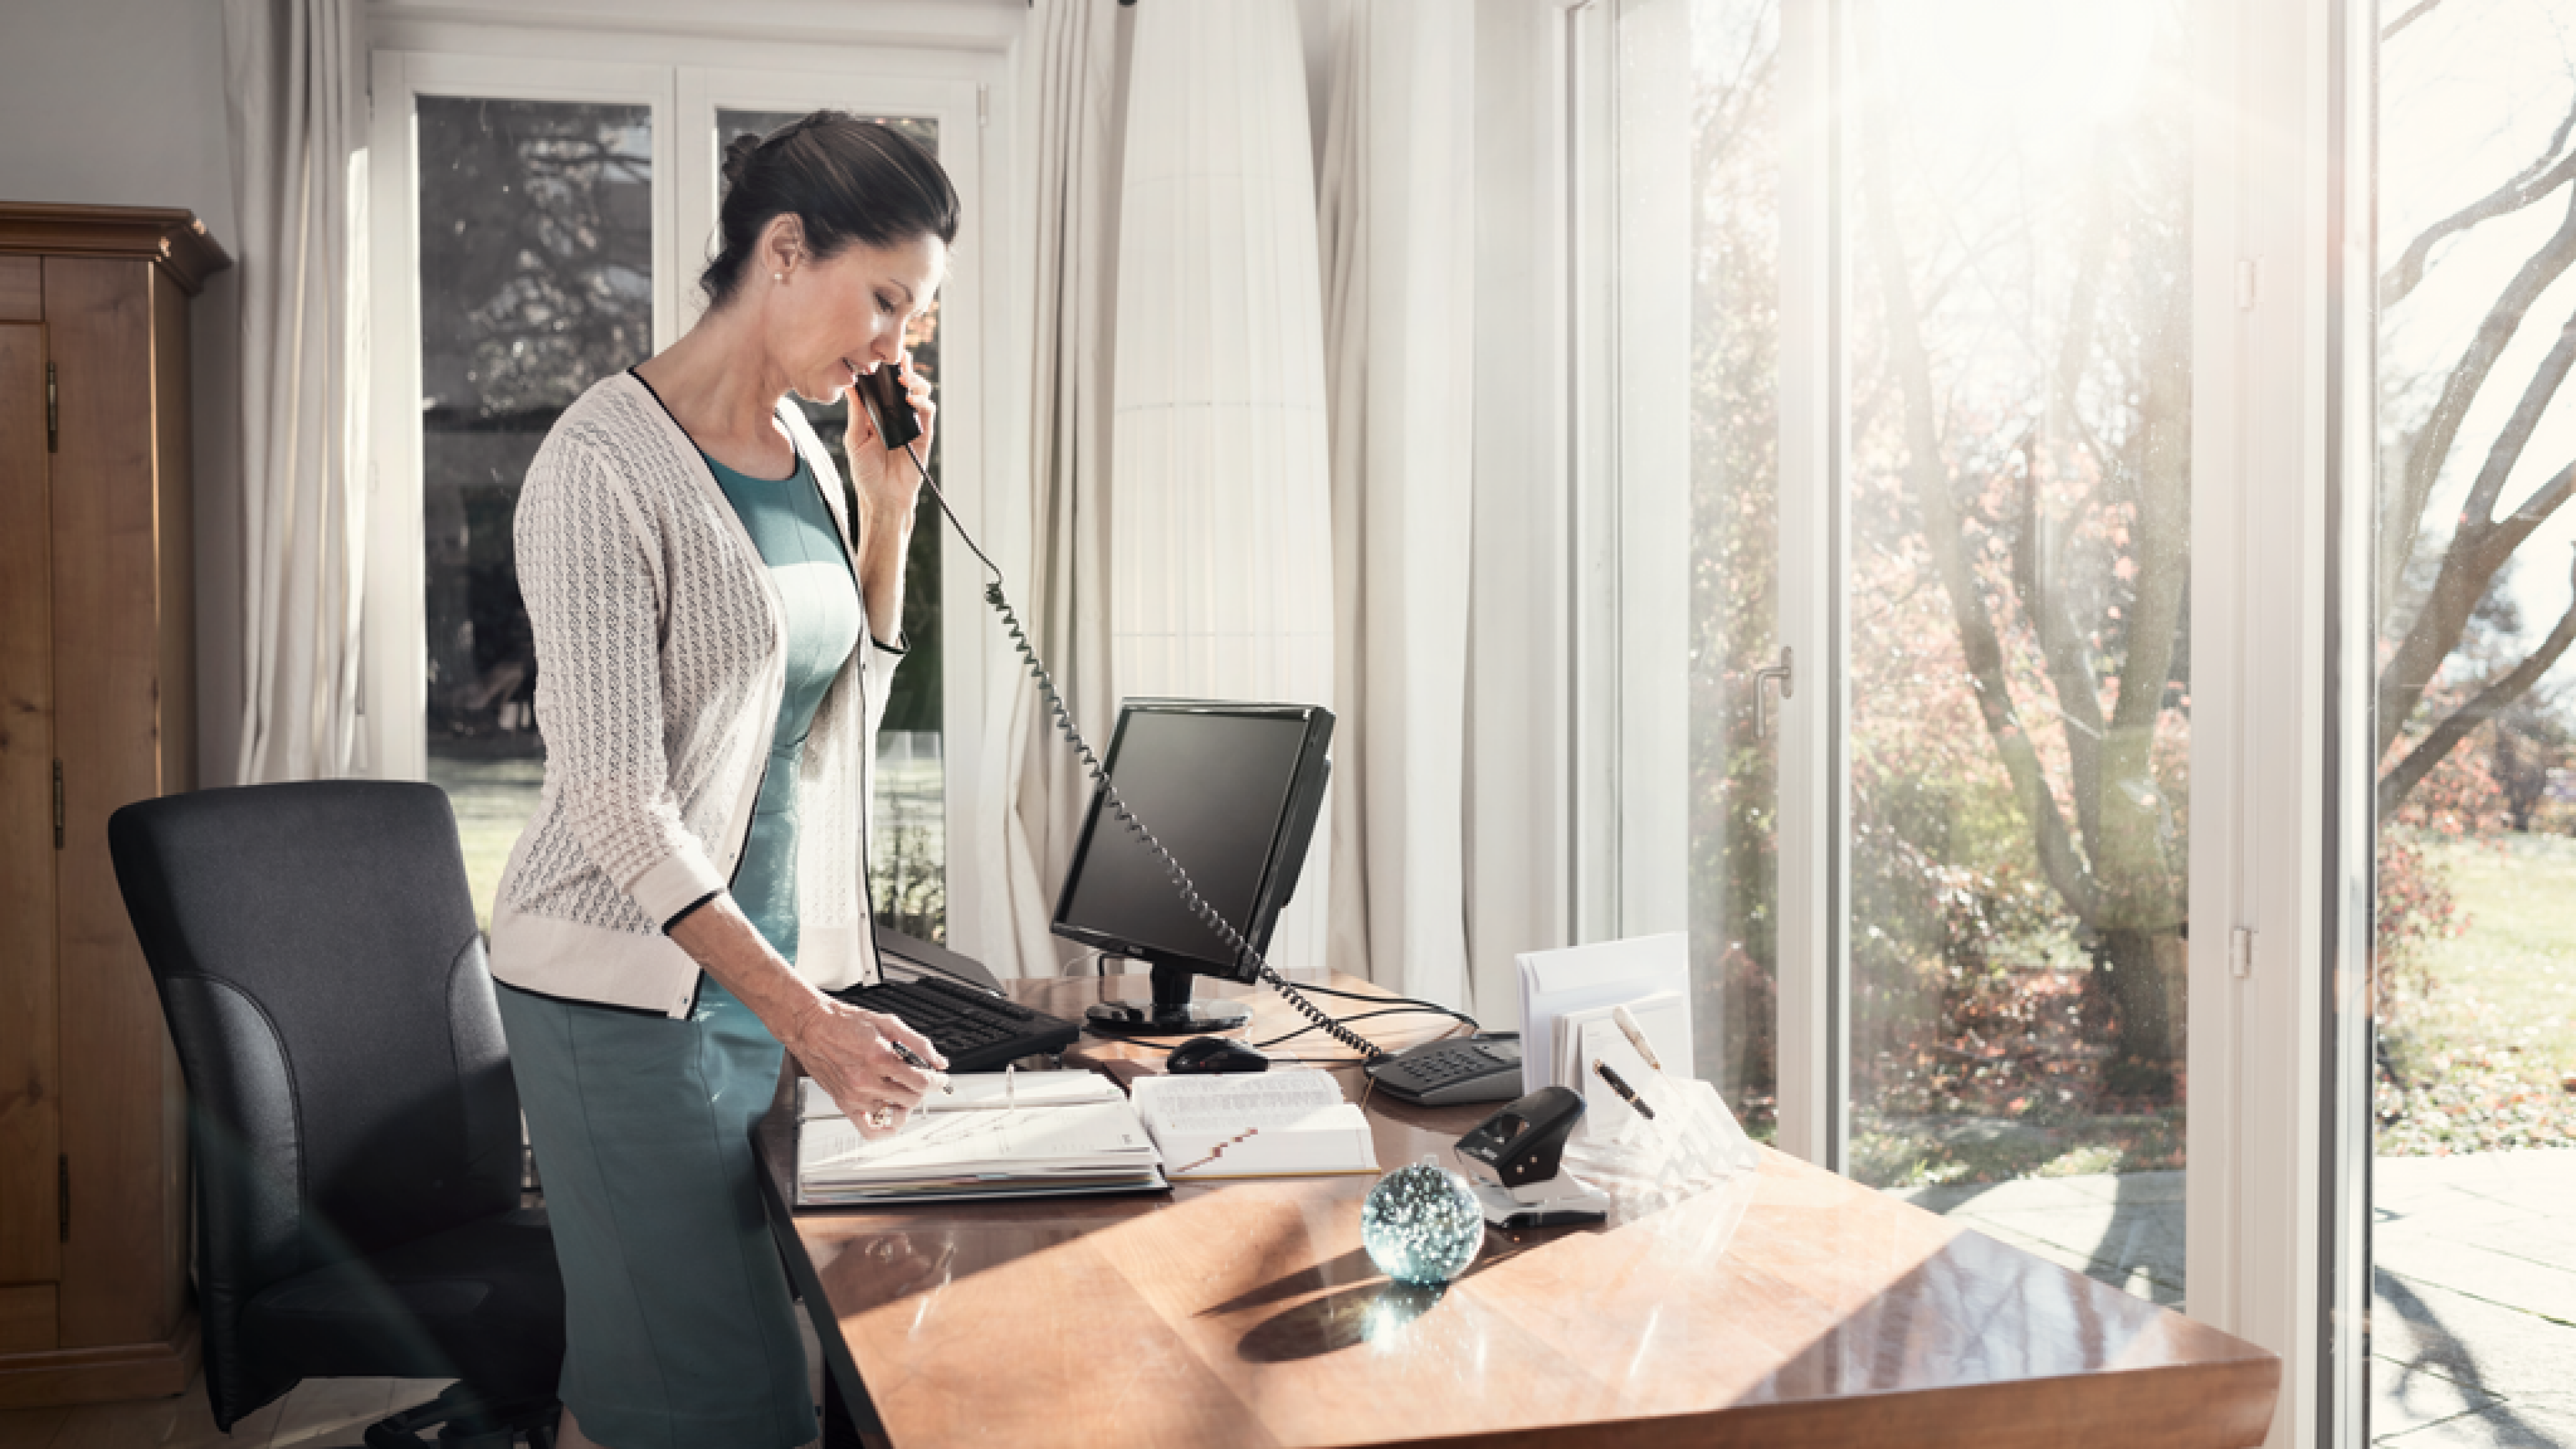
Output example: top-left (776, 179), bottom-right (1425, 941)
top-left (887, 439), bottom-right (1389, 1065)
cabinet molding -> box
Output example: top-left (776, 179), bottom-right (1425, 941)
top-left (0, 202), bottom-right (231, 297)
top-left (0, 204), bottom-right (227, 1407)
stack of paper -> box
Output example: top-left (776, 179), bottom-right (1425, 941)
top-left (1553, 992), bottom-right (1689, 1138)
top-left (1515, 935), bottom-right (1694, 1139)
top-left (794, 1071), bottom-right (1167, 1206)
top-left (1128, 1071), bottom-right (1379, 1181)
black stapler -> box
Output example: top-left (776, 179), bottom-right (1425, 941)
top-left (1453, 1086), bottom-right (1611, 1230)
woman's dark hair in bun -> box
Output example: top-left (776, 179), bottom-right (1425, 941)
top-left (702, 112), bottom-right (959, 307)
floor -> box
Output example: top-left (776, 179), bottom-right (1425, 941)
top-left (0, 1318), bottom-right (830, 1448)
top-left (1894, 1148), bottom-right (2576, 1447)
top-left (10, 1153), bottom-right (2565, 1446)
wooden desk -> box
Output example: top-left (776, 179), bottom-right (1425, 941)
top-left (755, 972), bottom-right (2279, 1449)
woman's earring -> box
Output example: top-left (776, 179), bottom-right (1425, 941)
top-left (773, 271), bottom-right (785, 283)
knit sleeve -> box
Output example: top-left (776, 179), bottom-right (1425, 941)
top-left (517, 435), bottom-right (729, 924)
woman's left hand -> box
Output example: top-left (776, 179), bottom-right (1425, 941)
top-left (845, 351), bottom-right (934, 520)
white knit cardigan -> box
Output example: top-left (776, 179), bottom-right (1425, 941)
top-left (489, 372), bottom-right (900, 1017)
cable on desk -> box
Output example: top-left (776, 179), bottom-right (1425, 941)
top-left (1254, 1006), bottom-right (1476, 1052)
top-left (892, 435), bottom-right (1389, 1065)
top-left (1266, 979), bottom-right (1481, 1030)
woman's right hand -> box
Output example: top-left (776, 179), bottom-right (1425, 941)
top-left (785, 998), bottom-right (947, 1139)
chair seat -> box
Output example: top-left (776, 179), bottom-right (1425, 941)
top-left (242, 1207), bottom-right (564, 1396)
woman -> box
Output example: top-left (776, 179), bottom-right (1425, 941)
top-left (488, 113), bottom-right (958, 1449)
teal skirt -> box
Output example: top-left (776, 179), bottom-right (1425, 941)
top-left (496, 978), bottom-right (814, 1449)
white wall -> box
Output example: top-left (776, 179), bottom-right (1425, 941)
top-left (0, 0), bottom-right (246, 788)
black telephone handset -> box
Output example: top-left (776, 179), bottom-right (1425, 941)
top-left (871, 374), bottom-right (1387, 1065)
top-left (853, 364), bottom-right (924, 453)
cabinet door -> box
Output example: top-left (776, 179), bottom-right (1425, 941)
top-left (0, 307), bottom-right (62, 1352)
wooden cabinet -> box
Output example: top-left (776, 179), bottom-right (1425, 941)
top-left (0, 203), bottom-right (227, 1406)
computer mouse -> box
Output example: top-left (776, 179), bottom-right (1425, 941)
top-left (1166, 1036), bottom-right (1269, 1075)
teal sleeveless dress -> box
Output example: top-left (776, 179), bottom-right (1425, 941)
top-left (496, 446), bottom-right (861, 1449)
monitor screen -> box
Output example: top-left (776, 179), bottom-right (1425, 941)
top-left (1051, 702), bottom-right (1330, 979)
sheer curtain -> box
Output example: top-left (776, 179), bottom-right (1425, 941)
top-left (1106, 0), bottom-right (1338, 975)
top-left (1318, 0), bottom-right (1478, 1004)
top-left (223, 0), bottom-right (368, 784)
top-left (983, 0), bottom-right (1128, 976)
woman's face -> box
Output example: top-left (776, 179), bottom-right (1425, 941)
top-left (765, 227), bottom-right (945, 406)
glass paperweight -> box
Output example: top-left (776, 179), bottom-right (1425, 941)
top-left (1360, 1157), bottom-right (1485, 1286)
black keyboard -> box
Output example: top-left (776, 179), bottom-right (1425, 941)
top-left (831, 973), bottom-right (1081, 1073)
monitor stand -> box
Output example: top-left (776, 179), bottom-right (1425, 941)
top-left (1083, 960), bottom-right (1252, 1037)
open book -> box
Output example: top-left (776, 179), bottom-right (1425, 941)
top-left (794, 1071), bottom-right (1167, 1206)
top-left (1128, 1071), bottom-right (1379, 1181)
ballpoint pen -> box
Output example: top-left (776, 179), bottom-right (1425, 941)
top-left (1611, 1003), bottom-right (1666, 1074)
top-left (888, 1038), bottom-right (954, 1094)
top-left (1591, 1058), bottom-right (1657, 1120)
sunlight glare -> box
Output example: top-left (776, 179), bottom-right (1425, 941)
top-left (1871, 1), bottom-right (2158, 160)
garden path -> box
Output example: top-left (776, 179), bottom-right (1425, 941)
top-left (1894, 1149), bottom-right (2576, 1446)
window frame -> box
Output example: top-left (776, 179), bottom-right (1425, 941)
top-left (1578, 0), bottom-right (2375, 1441)
top-left (362, 32), bottom-right (1002, 952)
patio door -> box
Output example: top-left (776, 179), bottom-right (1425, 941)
top-left (1615, 0), bottom-right (2198, 1309)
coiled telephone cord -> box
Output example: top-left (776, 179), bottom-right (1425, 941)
top-left (890, 439), bottom-right (1388, 1066)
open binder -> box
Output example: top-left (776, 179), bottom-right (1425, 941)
top-left (794, 1072), bottom-right (1169, 1206)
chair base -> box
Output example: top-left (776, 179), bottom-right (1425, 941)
top-left (363, 1382), bottom-right (558, 1448)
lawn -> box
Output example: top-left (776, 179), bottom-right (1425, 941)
top-left (428, 748), bottom-right (545, 932)
top-left (2377, 833), bottom-right (2576, 1155)
top-left (428, 737), bottom-right (949, 938)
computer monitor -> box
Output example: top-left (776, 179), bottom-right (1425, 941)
top-left (1051, 699), bottom-right (1334, 1036)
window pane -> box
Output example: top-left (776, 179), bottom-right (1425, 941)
top-left (2374, 1), bottom-right (2576, 1435)
top-left (1843, 0), bottom-right (2190, 1306)
top-left (419, 97), bottom-right (653, 927)
top-left (714, 108), bottom-right (949, 943)
top-left (1684, 0), bottom-right (1783, 1141)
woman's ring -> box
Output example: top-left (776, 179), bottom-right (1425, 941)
top-left (865, 1105), bottom-right (896, 1130)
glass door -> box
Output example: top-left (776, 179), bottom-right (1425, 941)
top-left (2371, 1), bottom-right (2576, 1440)
top-left (1634, 0), bottom-right (2195, 1309)
top-left (1835, 0), bottom-right (2192, 1305)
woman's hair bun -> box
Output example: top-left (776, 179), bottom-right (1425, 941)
top-left (700, 111), bottom-right (960, 307)
top-left (720, 131), bottom-right (764, 191)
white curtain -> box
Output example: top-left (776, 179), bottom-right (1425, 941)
top-left (985, 0), bottom-right (1128, 977)
top-left (1108, 0), bottom-right (1338, 976)
top-left (223, 0), bottom-right (368, 784)
top-left (1318, 0), bottom-right (1479, 1004)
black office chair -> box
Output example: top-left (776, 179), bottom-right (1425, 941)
top-left (109, 781), bottom-right (564, 1447)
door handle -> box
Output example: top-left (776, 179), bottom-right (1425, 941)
top-left (1754, 647), bottom-right (1794, 739)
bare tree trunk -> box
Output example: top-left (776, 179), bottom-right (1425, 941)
top-left (2091, 926), bottom-right (2178, 1098)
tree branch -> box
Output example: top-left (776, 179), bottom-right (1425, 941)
top-left (2381, 549), bottom-right (2576, 816)
top-left (2377, 200), bottom-right (2576, 759)
top-left (1856, 75), bottom-right (2101, 924)
top-left (2458, 304), bottom-right (2576, 532)
top-left (2027, 160), bottom-right (2119, 857)
top-left (2382, 0), bottom-right (2449, 42)
top-left (2381, 99), bottom-right (2576, 311)
top-left (2379, 449), bottom-right (2576, 762)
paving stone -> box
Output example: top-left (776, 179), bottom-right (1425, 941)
top-left (2377, 1232), bottom-right (2576, 1326)
top-left (2374, 1352), bottom-right (2503, 1441)
top-left (2375, 1272), bottom-right (2576, 1401)
top-left (1973, 1203), bottom-right (2186, 1292)
top-left (2375, 1185), bottom-right (2542, 1237)
top-left (2060, 1168), bottom-right (2186, 1205)
top-left (2375, 1396), bottom-right (2576, 1448)
top-left (2471, 1220), bottom-right (2576, 1277)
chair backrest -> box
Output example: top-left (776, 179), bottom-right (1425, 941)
top-left (108, 782), bottom-right (523, 1322)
